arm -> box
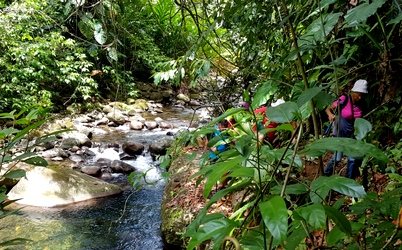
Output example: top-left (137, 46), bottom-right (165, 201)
top-left (326, 103), bottom-right (336, 123)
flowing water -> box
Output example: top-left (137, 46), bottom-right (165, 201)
top-left (0, 106), bottom-right (209, 250)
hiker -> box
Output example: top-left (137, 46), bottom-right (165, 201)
top-left (254, 99), bottom-right (285, 145)
top-left (208, 119), bottom-right (230, 160)
top-left (323, 79), bottom-right (368, 179)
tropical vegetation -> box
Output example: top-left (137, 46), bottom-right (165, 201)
top-left (1, 0), bottom-right (402, 249)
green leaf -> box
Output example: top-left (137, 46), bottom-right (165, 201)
top-left (313, 91), bottom-right (334, 110)
top-left (296, 87), bottom-right (323, 107)
top-left (297, 203), bottom-right (326, 229)
top-left (259, 196), bottom-right (288, 246)
top-left (323, 205), bottom-right (352, 235)
top-left (192, 157), bottom-right (244, 198)
top-left (266, 102), bottom-right (299, 123)
top-left (344, 0), bottom-right (386, 28)
top-left (3, 170), bottom-right (26, 179)
top-left (328, 175), bottom-right (366, 198)
top-left (24, 156), bottom-right (48, 167)
top-left (94, 21), bottom-right (106, 44)
top-left (186, 218), bottom-right (238, 250)
top-left (326, 226), bottom-right (346, 246)
top-left (310, 176), bottom-right (332, 203)
top-left (251, 81), bottom-right (278, 109)
top-left (286, 223), bottom-right (310, 250)
top-left (0, 192), bottom-right (6, 203)
top-left (0, 154), bottom-right (12, 163)
top-left (310, 175), bottom-right (366, 203)
top-left (108, 47), bottom-right (118, 61)
top-left (298, 13), bottom-right (343, 46)
top-left (0, 128), bottom-right (19, 139)
top-left (387, 14), bottom-right (402, 26)
top-left (228, 167), bottom-right (255, 178)
top-left (78, 20), bottom-right (94, 39)
top-left (12, 152), bottom-right (37, 161)
top-left (280, 183), bottom-right (309, 195)
top-left (299, 137), bottom-right (389, 162)
top-left (354, 118), bottom-right (372, 141)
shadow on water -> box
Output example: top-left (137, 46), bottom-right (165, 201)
top-left (0, 105), bottom-right (208, 250)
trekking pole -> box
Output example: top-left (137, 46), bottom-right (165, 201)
top-left (324, 122), bottom-right (333, 135)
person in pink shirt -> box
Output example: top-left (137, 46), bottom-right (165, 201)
top-left (324, 79), bottom-right (368, 178)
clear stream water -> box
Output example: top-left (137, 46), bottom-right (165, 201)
top-left (0, 106), bottom-right (207, 250)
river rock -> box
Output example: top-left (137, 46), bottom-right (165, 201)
top-left (7, 166), bottom-right (122, 207)
top-left (69, 154), bottom-right (84, 163)
top-left (60, 131), bottom-right (92, 148)
top-left (39, 148), bottom-right (69, 159)
top-left (110, 160), bottom-right (136, 174)
top-left (129, 120), bottom-right (144, 130)
top-left (149, 137), bottom-right (174, 157)
top-left (81, 165), bottom-right (102, 176)
top-left (106, 111), bottom-right (127, 125)
top-left (159, 121), bottom-right (173, 129)
top-left (122, 142), bottom-right (145, 156)
top-left (144, 121), bottom-right (158, 130)
top-left (177, 93), bottom-right (190, 103)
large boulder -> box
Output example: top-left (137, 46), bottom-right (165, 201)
top-left (7, 166), bottom-right (122, 207)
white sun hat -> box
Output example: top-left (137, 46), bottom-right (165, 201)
top-left (351, 79), bottom-right (368, 94)
top-left (271, 98), bottom-right (285, 107)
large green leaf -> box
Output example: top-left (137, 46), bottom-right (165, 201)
top-left (186, 218), bottom-right (239, 250)
top-left (298, 13), bottom-right (343, 46)
top-left (251, 81), bottom-right (278, 109)
top-left (344, 0), bottom-right (386, 28)
top-left (387, 13), bottom-right (402, 26)
top-left (323, 205), bottom-right (352, 235)
top-left (310, 175), bottom-right (366, 203)
top-left (78, 20), bottom-right (94, 40)
top-left (24, 156), bottom-right (48, 167)
top-left (313, 91), bottom-right (334, 110)
top-left (297, 203), bottom-right (326, 229)
top-left (192, 157), bottom-right (244, 198)
top-left (266, 102), bottom-right (299, 123)
top-left (259, 196), bottom-right (288, 246)
top-left (354, 118), bottom-right (372, 141)
top-left (299, 137), bottom-right (389, 162)
top-left (3, 170), bottom-right (26, 179)
top-left (108, 47), bottom-right (118, 61)
top-left (272, 183), bottom-right (309, 195)
top-left (326, 226), bottom-right (346, 246)
top-left (94, 21), bottom-right (106, 44)
top-left (310, 176), bottom-right (332, 204)
top-left (296, 87), bottom-right (323, 107)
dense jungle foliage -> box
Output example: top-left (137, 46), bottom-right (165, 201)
top-left (1, 0), bottom-right (402, 249)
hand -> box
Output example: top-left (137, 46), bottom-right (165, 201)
top-left (328, 114), bottom-right (335, 123)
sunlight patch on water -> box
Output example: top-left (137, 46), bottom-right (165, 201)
top-left (89, 147), bottom-right (121, 162)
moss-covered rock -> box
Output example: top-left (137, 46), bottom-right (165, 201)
top-left (7, 166), bottom-right (122, 207)
top-left (160, 153), bottom-right (202, 249)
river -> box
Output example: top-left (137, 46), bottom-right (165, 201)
top-left (0, 106), bottom-right (208, 250)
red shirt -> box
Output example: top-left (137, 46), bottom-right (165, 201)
top-left (254, 106), bottom-right (278, 142)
